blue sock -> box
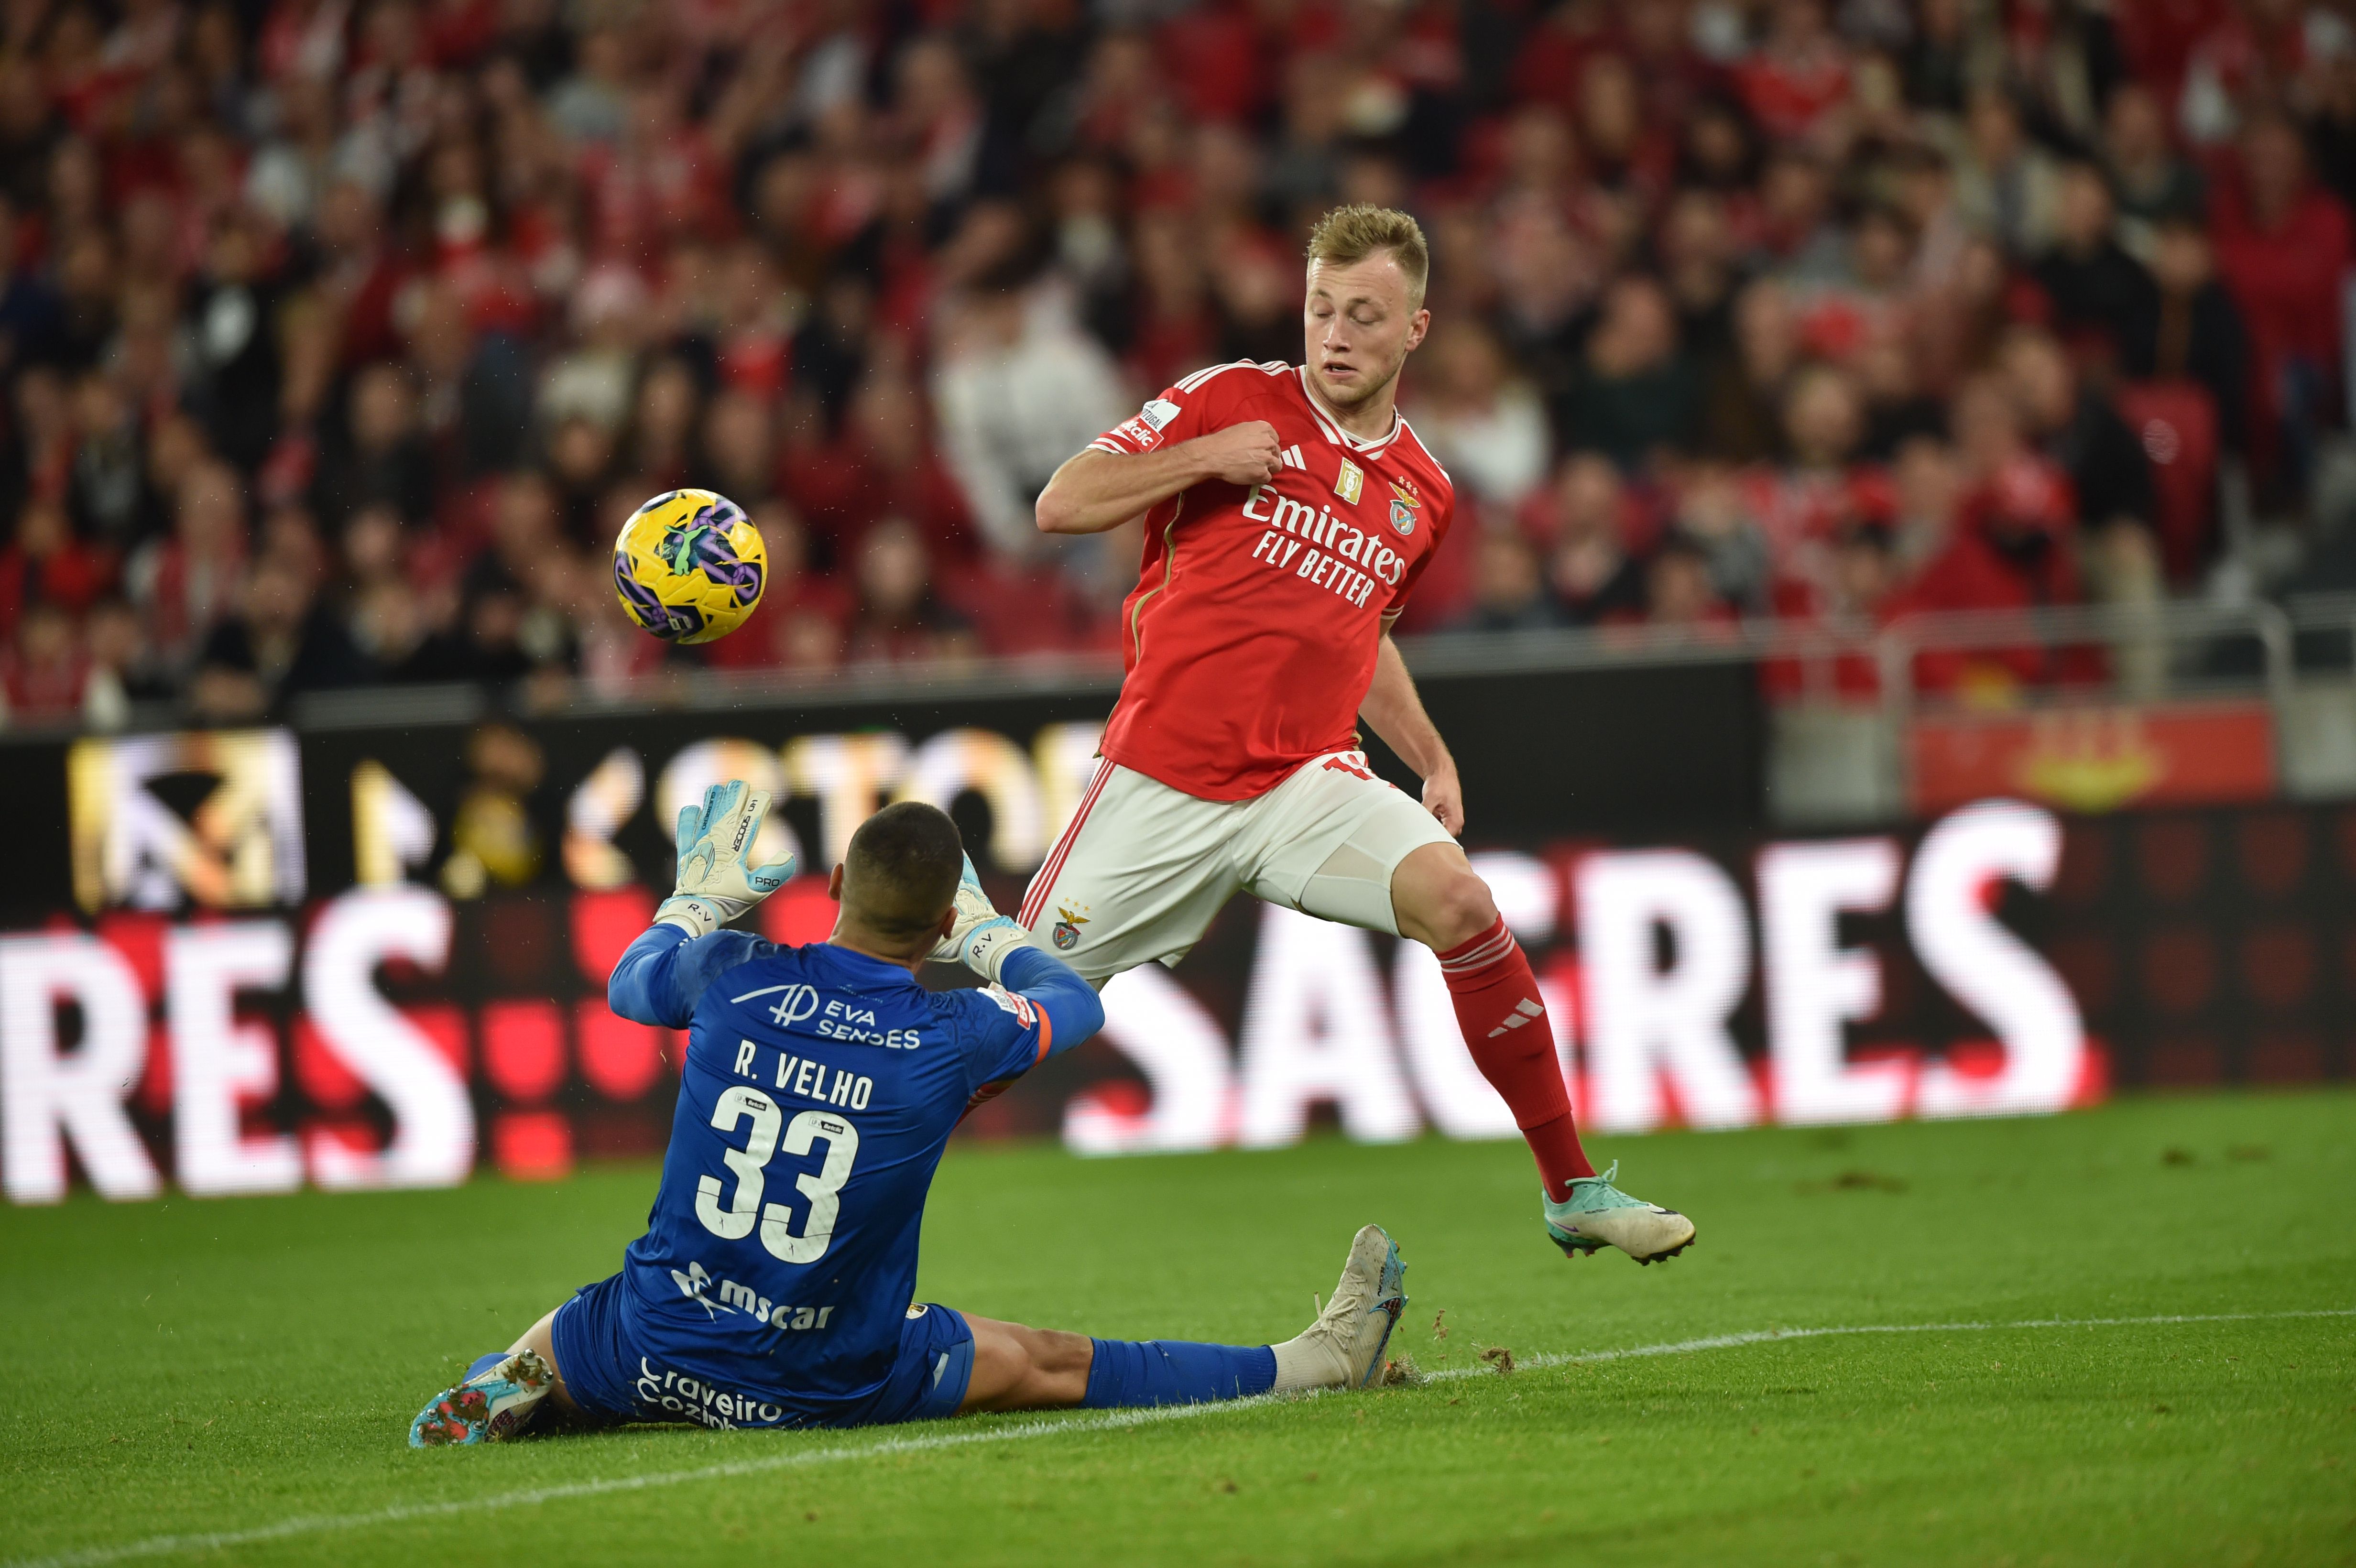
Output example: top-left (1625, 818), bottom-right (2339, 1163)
top-left (465, 1351), bottom-right (508, 1381)
top-left (1080, 1340), bottom-right (1277, 1408)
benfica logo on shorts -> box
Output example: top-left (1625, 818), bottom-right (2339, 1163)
top-left (1387, 479), bottom-right (1420, 536)
top-left (1053, 903), bottom-right (1091, 951)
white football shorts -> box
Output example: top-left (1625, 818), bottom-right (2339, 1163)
top-left (1014, 749), bottom-right (1457, 983)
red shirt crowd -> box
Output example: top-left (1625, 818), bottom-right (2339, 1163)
top-left (0, 0), bottom-right (2350, 725)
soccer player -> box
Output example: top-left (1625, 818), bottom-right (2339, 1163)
top-left (1028, 205), bottom-right (1694, 1265)
top-left (409, 783), bottom-right (1407, 1445)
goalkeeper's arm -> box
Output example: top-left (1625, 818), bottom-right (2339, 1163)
top-left (994, 944), bottom-right (1104, 1059)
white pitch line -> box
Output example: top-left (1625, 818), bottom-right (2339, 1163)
top-left (13, 1307), bottom-right (2348, 1568)
top-left (1419, 1306), bottom-right (2356, 1382)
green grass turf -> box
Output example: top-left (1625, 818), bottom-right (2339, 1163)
top-left (1, 1090), bottom-right (2351, 1567)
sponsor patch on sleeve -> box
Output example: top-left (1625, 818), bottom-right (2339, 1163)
top-left (1113, 397), bottom-right (1182, 452)
top-left (983, 985), bottom-right (1038, 1028)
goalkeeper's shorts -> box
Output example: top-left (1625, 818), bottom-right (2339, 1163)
top-left (1015, 748), bottom-right (1454, 984)
top-left (551, 1273), bottom-right (975, 1431)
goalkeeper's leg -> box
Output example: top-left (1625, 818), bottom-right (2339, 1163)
top-left (960, 1225), bottom-right (1408, 1412)
top-left (409, 1307), bottom-right (587, 1447)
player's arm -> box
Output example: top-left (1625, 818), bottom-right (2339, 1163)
top-left (932, 856), bottom-right (1103, 1114)
top-left (1359, 629), bottom-right (1465, 837)
top-left (607, 780), bottom-right (796, 1027)
top-left (1034, 422), bottom-right (1286, 535)
top-left (990, 945), bottom-right (1104, 1058)
top-left (930, 853), bottom-right (1105, 1052)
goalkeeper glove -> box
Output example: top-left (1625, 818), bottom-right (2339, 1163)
top-left (656, 779), bottom-right (797, 938)
top-left (928, 851), bottom-right (1035, 984)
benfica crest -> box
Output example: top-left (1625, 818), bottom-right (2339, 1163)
top-left (1052, 903), bottom-right (1091, 951)
top-left (1387, 479), bottom-right (1420, 535)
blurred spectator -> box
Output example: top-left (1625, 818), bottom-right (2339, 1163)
top-left (188, 552), bottom-right (370, 719)
top-left (1643, 533), bottom-right (1736, 632)
top-left (313, 361), bottom-right (436, 527)
top-left (931, 277), bottom-right (1127, 562)
top-left (1913, 374), bottom-right (2087, 695)
top-left (184, 213), bottom-right (285, 472)
top-left (129, 461), bottom-right (248, 676)
top-left (65, 372), bottom-right (150, 549)
top-left (0, 496), bottom-right (109, 626)
top-left (1453, 529), bottom-right (1558, 633)
top-left (2103, 83), bottom-right (2206, 251)
top-left (1556, 275), bottom-right (1701, 471)
top-left (1542, 454), bottom-right (1647, 624)
top-left (1746, 363), bottom-right (1884, 574)
top-left (1668, 459), bottom-right (1776, 613)
top-left (2034, 163), bottom-right (2161, 371)
top-left (82, 596), bottom-right (169, 725)
top-left (1951, 85), bottom-right (2063, 257)
top-left (700, 391), bottom-right (779, 514)
top-left (2207, 112), bottom-right (2352, 504)
top-left (1702, 280), bottom-right (1803, 463)
top-left (1410, 320), bottom-right (1550, 509)
top-left (845, 516), bottom-right (974, 666)
top-left (449, 470), bottom-right (577, 685)
top-left (1999, 327), bottom-right (2156, 534)
top-left (1766, 519), bottom-right (1905, 700)
top-left (1, 598), bottom-right (86, 724)
top-left (625, 359), bottom-right (702, 489)
top-left (2133, 215), bottom-right (2249, 452)
top-left (1890, 432), bottom-right (1966, 575)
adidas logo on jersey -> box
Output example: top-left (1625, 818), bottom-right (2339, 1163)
top-left (1487, 998), bottom-right (1545, 1037)
top-left (1280, 444), bottom-right (1306, 469)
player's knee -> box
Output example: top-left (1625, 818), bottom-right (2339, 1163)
top-left (1424, 870), bottom-right (1498, 951)
top-left (997, 1324), bottom-right (1092, 1406)
top-left (1019, 1326), bottom-right (1094, 1382)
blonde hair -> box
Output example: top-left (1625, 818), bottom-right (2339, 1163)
top-left (1305, 205), bottom-right (1430, 309)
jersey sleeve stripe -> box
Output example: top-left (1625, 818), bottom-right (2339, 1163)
top-left (1031, 1006), bottom-right (1053, 1065)
top-left (1087, 437), bottom-right (1127, 455)
top-left (1171, 358), bottom-right (1266, 395)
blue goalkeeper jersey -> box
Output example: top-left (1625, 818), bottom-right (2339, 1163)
top-left (602, 926), bottom-right (1100, 1410)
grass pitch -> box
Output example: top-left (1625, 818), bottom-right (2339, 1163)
top-left (2, 1090), bottom-right (2351, 1567)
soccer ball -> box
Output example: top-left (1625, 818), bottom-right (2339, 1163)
top-left (611, 489), bottom-right (767, 644)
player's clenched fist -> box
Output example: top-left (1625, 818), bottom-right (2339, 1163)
top-left (1192, 421), bottom-right (1283, 486)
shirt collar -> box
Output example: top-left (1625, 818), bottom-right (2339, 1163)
top-left (1297, 364), bottom-right (1403, 456)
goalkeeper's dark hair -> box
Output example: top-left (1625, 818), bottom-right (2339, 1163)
top-left (842, 801), bottom-right (963, 939)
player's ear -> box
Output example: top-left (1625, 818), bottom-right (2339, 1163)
top-left (827, 864), bottom-right (846, 903)
top-left (1405, 306), bottom-right (1430, 352)
top-left (933, 904), bottom-right (958, 942)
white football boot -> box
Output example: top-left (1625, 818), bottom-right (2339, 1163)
top-left (1544, 1162), bottom-right (1696, 1264)
top-left (1272, 1225), bottom-right (1408, 1392)
top-left (409, 1349), bottom-right (556, 1447)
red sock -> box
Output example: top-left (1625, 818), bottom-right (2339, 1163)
top-left (1437, 917), bottom-right (1594, 1200)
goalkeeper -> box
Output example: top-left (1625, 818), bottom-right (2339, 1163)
top-left (410, 783), bottom-right (1406, 1444)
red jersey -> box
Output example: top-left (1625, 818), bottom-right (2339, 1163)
top-left (1087, 360), bottom-right (1457, 801)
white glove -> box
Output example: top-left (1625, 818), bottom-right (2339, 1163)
top-left (928, 852), bottom-right (1035, 984)
top-left (655, 780), bottom-right (797, 938)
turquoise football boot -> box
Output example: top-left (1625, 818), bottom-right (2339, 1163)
top-left (1544, 1162), bottom-right (1696, 1264)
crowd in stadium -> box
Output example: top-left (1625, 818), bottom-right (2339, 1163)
top-left (0, 0), bottom-right (2351, 724)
